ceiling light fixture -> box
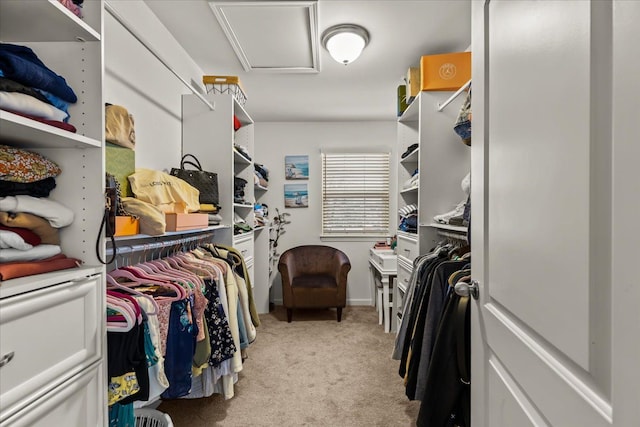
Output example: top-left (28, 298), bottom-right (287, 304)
top-left (321, 24), bottom-right (370, 65)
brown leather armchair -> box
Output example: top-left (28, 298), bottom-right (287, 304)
top-left (278, 245), bottom-right (351, 322)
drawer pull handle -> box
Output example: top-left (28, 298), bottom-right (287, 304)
top-left (403, 278), bottom-right (409, 283)
top-left (0, 351), bottom-right (15, 368)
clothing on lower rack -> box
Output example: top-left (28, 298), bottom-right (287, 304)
top-left (392, 241), bottom-right (471, 427)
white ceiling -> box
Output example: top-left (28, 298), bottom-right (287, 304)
top-left (144, 0), bottom-right (472, 122)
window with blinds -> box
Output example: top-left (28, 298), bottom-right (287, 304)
top-left (321, 152), bottom-right (390, 236)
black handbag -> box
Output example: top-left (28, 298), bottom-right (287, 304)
top-left (170, 154), bottom-right (219, 206)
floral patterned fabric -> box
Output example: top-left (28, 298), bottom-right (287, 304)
top-left (203, 278), bottom-right (236, 367)
top-left (0, 145), bottom-right (61, 183)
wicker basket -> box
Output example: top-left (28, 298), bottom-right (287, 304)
top-left (134, 409), bottom-right (174, 427)
top-left (203, 75), bottom-right (247, 106)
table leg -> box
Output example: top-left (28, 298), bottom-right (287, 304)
top-left (382, 276), bottom-right (390, 333)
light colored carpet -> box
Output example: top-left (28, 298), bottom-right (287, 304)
top-left (157, 305), bottom-right (419, 426)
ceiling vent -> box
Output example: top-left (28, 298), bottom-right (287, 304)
top-left (209, 1), bottom-right (319, 73)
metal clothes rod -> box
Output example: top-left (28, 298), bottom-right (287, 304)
top-left (106, 232), bottom-right (216, 257)
top-left (437, 229), bottom-right (468, 242)
top-left (437, 79), bottom-right (471, 112)
top-left (104, 1), bottom-right (215, 111)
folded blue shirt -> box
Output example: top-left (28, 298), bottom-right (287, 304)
top-left (0, 43), bottom-right (77, 103)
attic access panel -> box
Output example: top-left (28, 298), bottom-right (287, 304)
top-left (209, 1), bottom-right (319, 73)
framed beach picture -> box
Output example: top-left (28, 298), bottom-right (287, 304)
top-left (285, 155), bottom-right (309, 180)
top-left (284, 183), bottom-right (308, 208)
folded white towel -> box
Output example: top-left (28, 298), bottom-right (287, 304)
top-left (0, 244), bottom-right (61, 262)
top-left (0, 229), bottom-right (33, 250)
top-left (0, 195), bottom-right (74, 228)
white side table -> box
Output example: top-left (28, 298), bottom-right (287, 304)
top-left (368, 249), bottom-right (398, 333)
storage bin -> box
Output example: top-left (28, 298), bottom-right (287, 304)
top-left (420, 51), bottom-right (471, 91)
top-left (114, 216), bottom-right (139, 237)
top-left (165, 213), bottom-right (208, 232)
top-left (203, 75), bottom-right (247, 106)
top-left (134, 408), bottom-right (174, 427)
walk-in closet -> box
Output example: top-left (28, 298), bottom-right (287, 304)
top-left (0, 1), bottom-right (637, 426)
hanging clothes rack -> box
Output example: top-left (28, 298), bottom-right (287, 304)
top-left (106, 232), bottom-right (216, 259)
top-left (437, 79), bottom-right (471, 112)
top-left (436, 229), bottom-right (468, 243)
top-left (104, 1), bottom-right (215, 111)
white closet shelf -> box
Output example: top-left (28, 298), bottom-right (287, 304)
top-left (400, 186), bottom-right (419, 194)
top-left (397, 230), bottom-right (419, 242)
top-left (112, 225), bottom-right (229, 243)
top-left (233, 99), bottom-right (254, 125)
top-left (0, 111), bottom-right (101, 149)
top-left (254, 184), bottom-right (268, 192)
top-left (254, 225), bottom-right (267, 231)
top-left (0, 266), bottom-right (103, 299)
top-left (425, 223), bottom-right (468, 233)
top-left (398, 93), bottom-right (420, 123)
top-left (233, 150), bottom-right (252, 165)
top-left (400, 148), bottom-right (419, 164)
top-left (0, 0), bottom-right (100, 42)
top-left (233, 203), bottom-right (254, 209)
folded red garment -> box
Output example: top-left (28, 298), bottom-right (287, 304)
top-left (0, 224), bottom-right (42, 246)
top-left (0, 253), bottom-right (81, 281)
top-left (1, 108), bottom-right (77, 133)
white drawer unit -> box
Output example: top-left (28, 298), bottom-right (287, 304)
top-left (233, 233), bottom-right (254, 261)
top-left (369, 248), bottom-right (397, 271)
top-left (0, 274), bottom-right (103, 423)
top-left (397, 231), bottom-right (419, 263)
top-left (394, 256), bottom-right (414, 335)
top-left (2, 362), bottom-right (104, 427)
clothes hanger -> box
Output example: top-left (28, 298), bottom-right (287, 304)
top-left (106, 294), bottom-right (135, 332)
top-left (106, 274), bottom-right (159, 315)
top-left (109, 267), bottom-right (186, 301)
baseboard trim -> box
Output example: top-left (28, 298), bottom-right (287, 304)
top-left (271, 298), bottom-right (373, 306)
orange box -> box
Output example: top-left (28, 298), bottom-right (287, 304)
top-left (420, 52), bottom-right (471, 91)
top-left (165, 213), bottom-right (208, 232)
top-left (114, 216), bottom-right (139, 237)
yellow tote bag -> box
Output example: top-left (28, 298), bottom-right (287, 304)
top-left (128, 168), bottom-right (200, 214)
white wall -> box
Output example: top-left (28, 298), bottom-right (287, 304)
top-left (255, 122), bottom-right (398, 306)
top-left (104, 0), bottom-right (205, 171)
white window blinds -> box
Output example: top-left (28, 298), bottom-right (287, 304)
top-left (321, 152), bottom-right (390, 236)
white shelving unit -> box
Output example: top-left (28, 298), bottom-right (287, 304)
top-left (395, 91), bottom-right (470, 330)
top-left (182, 93), bottom-right (270, 313)
top-left (0, 0), bottom-right (105, 424)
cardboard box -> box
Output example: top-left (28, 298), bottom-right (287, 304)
top-left (420, 52), bottom-right (471, 91)
top-left (406, 67), bottom-right (420, 101)
top-left (105, 142), bottom-right (135, 197)
top-left (114, 216), bottom-right (139, 237)
top-left (165, 213), bottom-right (209, 232)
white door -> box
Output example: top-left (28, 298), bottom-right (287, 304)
top-left (469, 1), bottom-right (640, 426)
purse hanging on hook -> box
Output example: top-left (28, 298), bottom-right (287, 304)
top-left (96, 174), bottom-right (117, 265)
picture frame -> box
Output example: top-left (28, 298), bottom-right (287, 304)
top-left (284, 183), bottom-right (308, 208)
top-left (285, 155), bottom-right (309, 180)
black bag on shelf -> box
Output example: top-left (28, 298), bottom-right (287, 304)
top-left (170, 154), bottom-right (219, 205)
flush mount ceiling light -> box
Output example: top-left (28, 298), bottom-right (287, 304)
top-left (321, 24), bottom-right (370, 65)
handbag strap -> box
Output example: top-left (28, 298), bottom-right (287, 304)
top-left (96, 205), bottom-right (116, 265)
top-left (181, 154), bottom-right (203, 171)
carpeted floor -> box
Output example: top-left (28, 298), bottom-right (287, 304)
top-left (157, 305), bottom-right (419, 426)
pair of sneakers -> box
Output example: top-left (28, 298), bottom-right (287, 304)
top-left (433, 199), bottom-right (467, 225)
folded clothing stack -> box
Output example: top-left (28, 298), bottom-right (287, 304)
top-left (0, 195), bottom-right (79, 280)
top-left (0, 43), bottom-right (78, 132)
top-left (399, 204), bottom-right (418, 233)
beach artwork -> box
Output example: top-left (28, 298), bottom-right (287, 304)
top-left (284, 183), bottom-right (309, 208)
top-left (285, 155), bottom-right (309, 179)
